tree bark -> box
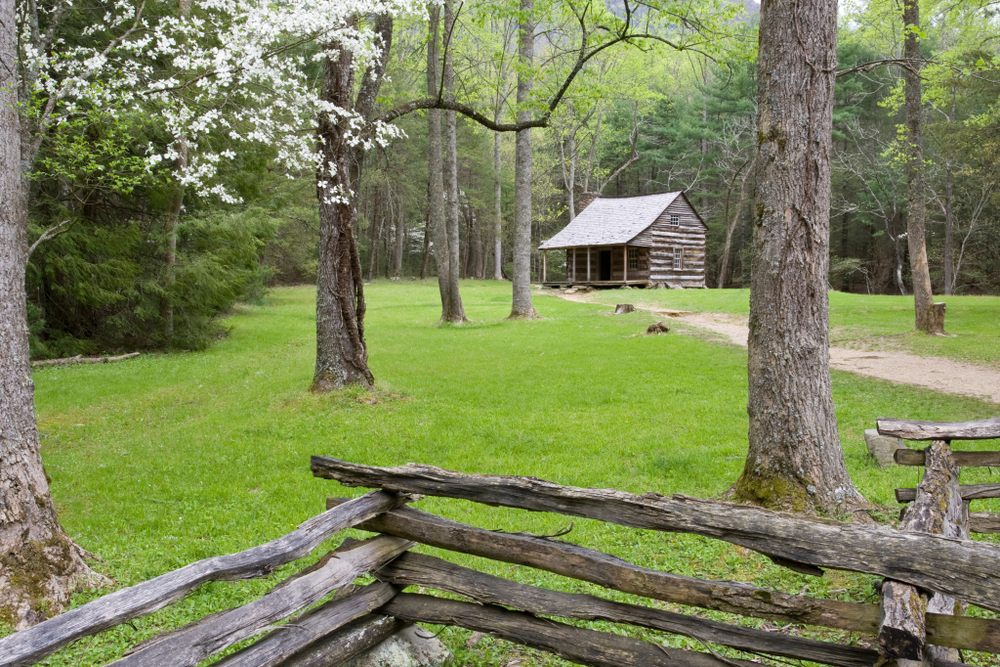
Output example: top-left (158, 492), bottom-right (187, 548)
top-left (732, 0), bottom-right (869, 514)
top-left (493, 130), bottom-right (503, 280)
top-left (311, 35), bottom-right (374, 392)
top-left (0, 0), bottom-right (99, 628)
top-left (943, 163), bottom-right (953, 296)
top-left (393, 192), bottom-right (404, 277)
top-left (440, 0), bottom-right (466, 323)
top-left (510, 0), bottom-right (538, 318)
top-left (426, 7), bottom-right (451, 317)
top-left (903, 0), bottom-right (935, 332)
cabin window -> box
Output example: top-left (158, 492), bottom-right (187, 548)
top-left (670, 214), bottom-right (679, 226)
top-left (627, 247), bottom-right (638, 269)
top-left (673, 247), bottom-right (682, 270)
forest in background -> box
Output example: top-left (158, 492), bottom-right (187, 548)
top-left (20, 0), bottom-right (1000, 358)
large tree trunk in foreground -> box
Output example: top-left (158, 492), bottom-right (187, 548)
top-left (902, 0), bottom-right (936, 332)
top-left (733, 0), bottom-right (869, 514)
top-left (311, 39), bottom-right (374, 392)
top-left (1, 0), bottom-right (98, 626)
top-left (510, 0), bottom-right (538, 318)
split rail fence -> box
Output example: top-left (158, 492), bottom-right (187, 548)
top-left (2, 417), bottom-right (1000, 667)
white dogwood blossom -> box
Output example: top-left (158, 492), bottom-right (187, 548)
top-left (19, 0), bottom-right (424, 199)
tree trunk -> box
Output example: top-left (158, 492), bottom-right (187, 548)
top-left (426, 7), bottom-right (450, 317)
top-left (718, 163), bottom-right (751, 289)
top-left (440, 0), bottom-right (466, 323)
top-left (311, 39), bottom-right (374, 392)
top-left (943, 163), bottom-right (953, 296)
top-left (732, 0), bottom-right (869, 514)
top-left (393, 192), bottom-right (404, 277)
top-left (367, 191), bottom-right (382, 283)
top-left (1, 0), bottom-right (98, 626)
top-left (160, 0), bottom-right (193, 347)
top-left (903, 0), bottom-right (934, 331)
top-left (493, 131), bottom-right (503, 281)
top-left (510, 0), bottom-right (538, 318)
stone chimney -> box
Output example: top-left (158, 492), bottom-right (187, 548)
top-left (577, 192), bottom-right (600, 212)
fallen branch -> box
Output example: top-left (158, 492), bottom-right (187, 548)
top-left (31, 352), bottom-right (140, 368)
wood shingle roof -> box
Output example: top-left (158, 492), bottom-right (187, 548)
top-left (538, 192), bottom-right (683, 250)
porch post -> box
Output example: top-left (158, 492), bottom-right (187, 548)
top-left (543, 250), bottom-right (548, 283)
top-left (571, 248), bottom-right (576, 282)
top-left (587, 246), bottom-right (591, 281)
top-left (623, 245), bottom-right (628, 282)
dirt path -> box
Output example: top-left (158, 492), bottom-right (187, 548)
top-left (553, 291), bottom-right (1000, 405)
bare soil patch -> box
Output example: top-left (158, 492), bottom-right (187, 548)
top-left (550, 290), bottom-right (1000, 405)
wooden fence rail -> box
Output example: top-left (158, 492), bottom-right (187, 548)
top-left (3, 417), bottom-right (999, 667)
top-left (311, 456), bottom-right (1000, 612)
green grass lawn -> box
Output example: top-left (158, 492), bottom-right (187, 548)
top-left (584, 287), bottom-right (1000, 367)
top-left (26, 281), bottom-right (1000, 665)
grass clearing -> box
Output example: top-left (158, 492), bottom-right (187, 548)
top-left (583, 287), bottom-right (1000, 367)
top-left (23, 281), bottom-right (1000, 665)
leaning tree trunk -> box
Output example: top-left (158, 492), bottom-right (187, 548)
top-left (732, 0), bottom-right (870, 514)
top-left (440, 0), bottom-right (466, 323)
top-left (1, 0), bottom-right (98, 626)
top-left (510, 0), bottom-right (538, 319)
top-left (902, 0), bottom-right (936, 332)
top-left (311, 40), bottom-right (374, 392)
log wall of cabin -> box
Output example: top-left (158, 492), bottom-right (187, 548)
top-left (648, 199), bottom-right (706, 288)
top-left (566, 246), bottom-right (649, 282)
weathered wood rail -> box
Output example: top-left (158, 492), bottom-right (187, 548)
top-left (3, 417), bottom-right (999, 667)
top-left (876, 416), bottom-right (1000, 663)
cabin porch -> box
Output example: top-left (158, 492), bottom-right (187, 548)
top-left (540, 245), bottom-right (650, 287)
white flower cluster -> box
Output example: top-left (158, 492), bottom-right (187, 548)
top-left (20, 0), bottom-right (425, 200)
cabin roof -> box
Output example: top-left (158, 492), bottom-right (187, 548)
top-left (538, 191), bottom-right (687, 250)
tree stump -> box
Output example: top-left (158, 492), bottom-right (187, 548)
top-left (614, 304), bottom-right (635, 315)
top-left (929, 302), bottom-right (946, 335)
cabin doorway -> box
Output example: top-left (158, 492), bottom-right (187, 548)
top-left (599, 250), bottom-right (612, 281)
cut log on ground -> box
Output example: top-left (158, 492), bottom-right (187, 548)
top-left (111, 536), bottom-right (412, 667)
top-left (895, 483), bottom-right (1000, 502)
top-left (880, 441), bottom-right (967, 663)
top-left (328, 498), bottom-right (880, 633)
top-left (311, 458), bottom-right (1000, 612)
top-left (894, 449), bottom-right (1000, 467)
top-left (613, 304), bottom-right (635, 314)
top-left (212, 583), bottom-right (397, 667)
top-left (31, 352), bottom-right (140, 367)
top-left (377, 552), bottom-right (879, 667)
top-left (877, 417), bottom-right (1000, 441)
top-left (382, 593), bottom-right (762, 667)
top-left (0, 490), bottom-right (409, 667)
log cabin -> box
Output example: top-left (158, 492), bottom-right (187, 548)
top-left (539, 191), bottom-right (707, 289)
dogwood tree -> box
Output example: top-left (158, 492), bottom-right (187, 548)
top-left (2, 0), bottom-right (417, 625)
